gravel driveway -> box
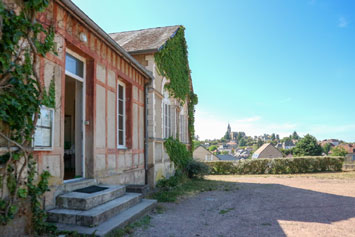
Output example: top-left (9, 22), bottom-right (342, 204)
top-left (134, 174), bottom-right (355, 237)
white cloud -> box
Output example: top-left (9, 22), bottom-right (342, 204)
top-left (338, 16), bottom-right (348, 28)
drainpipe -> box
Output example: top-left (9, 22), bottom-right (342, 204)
top-left (144, 82), bottom-right (149, 185)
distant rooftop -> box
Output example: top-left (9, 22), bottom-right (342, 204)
top-left (217, 154), bottom-right (237, 161)
top-left (109, 25), bottom-right (181, 54)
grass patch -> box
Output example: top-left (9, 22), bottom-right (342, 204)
top-left (109, 215), bottom-right (151, 237)
top-left (154, 205), bottom-right (165, 214)
top-left (219, 208), bottom-right (234, 215)
top-left (150, 176), bottom-right (237, 203)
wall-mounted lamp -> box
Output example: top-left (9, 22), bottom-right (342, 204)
top-left (79, 32), bottom-right (87, 43)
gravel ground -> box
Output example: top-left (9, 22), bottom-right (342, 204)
top-left (134, 174), bottom-right (355, 237)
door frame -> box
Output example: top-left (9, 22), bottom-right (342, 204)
top-left (64, 49), bottom-right (86, 182)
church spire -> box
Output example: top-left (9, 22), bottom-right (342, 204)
top-left (227, 123), bottom-right (231, 134)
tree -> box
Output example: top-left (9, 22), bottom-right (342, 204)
top-left (271, 133), bottom-right (276, 141)
top-left (223, 131), bottom-right (230, 140)
top-left (293, 134), bottom-right (322, 156)
top-left (322, 143), bottom-right (332, 155)
top-left (208, 145), bottom-right (218, 152)
top-left (193, 140), bottom-right (201, 149)
top-left (236, 132), bottom-right (243, 142)
top-left (257, 138), bottom-right (264, 148)
top-left (239, 137), bottom-right (247, 147)
top-left (292, 131), bottom-right (300, 140)
top-left (276, 134), bottom-right (280, 141)
top-left (281, 136), bottom-right (292, 143)
top-left (331, 146), bottom-right (347, 157)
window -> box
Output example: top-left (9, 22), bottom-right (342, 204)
top-left (65, 53), bottom-right (84, 78)
top-left (117, 82), bottom-right (126, 148)
top-left (180, 114), bottom-right (186, 143)
top-left (34, 107), bottom-right (54, 150)
top-left (163, 103), bottom-right (171, 139)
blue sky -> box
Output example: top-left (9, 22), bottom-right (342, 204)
top-left (73, 0), bottom-right (355, 142)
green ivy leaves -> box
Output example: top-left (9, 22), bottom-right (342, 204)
top-left (154, 26), bottom-right (199, 150)
top-left (154, 26), bottom-right (190, 103)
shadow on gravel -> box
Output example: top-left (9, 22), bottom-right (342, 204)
top-left (234, 182), bottom-right (355, 236)
top-left (134, 180), bottom-right (355, 237)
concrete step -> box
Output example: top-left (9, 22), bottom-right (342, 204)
top-left (48, 193), bottom-right (142, 227)
top-left (126, 184), bottom-right (150, 196)
top-left (55, 199), bottom-right (157, 236)
top-left (56, 185), bottom-right (125, 210)
top-left (63, 179), bottom-right (97, 192)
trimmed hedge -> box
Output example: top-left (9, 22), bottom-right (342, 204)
top-left (206, 156), bottom-right (344, 175)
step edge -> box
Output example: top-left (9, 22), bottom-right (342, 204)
top-left (55, 199), bottom-right (157, 236)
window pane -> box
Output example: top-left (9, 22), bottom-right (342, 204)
top-left (34, 107), bottom-right (53, 148)
top-left (119, 100), bottom-right (123, 114)
top-left (119, 85), bottom-right (123, 100)
top-left (118, 130), bottom-right (124, 145)
top-left (119, 115), bottom-right (123, 130)
top-left (34, 127), bottom-right (51, 147)
top-left (65, 54), bottom-right (84, 78)
top-left (40, 108), bottom-right (52, 127)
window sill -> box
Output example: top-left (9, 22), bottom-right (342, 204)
top-left (34, 147), bottom-right (53, 151)
top-left (117, 146), bottom-right (127, 150)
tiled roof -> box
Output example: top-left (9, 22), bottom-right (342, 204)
top-left (217, 154), bottom-right (237, 161)
top-left (253, 143), bottom-right (270, 156)
top-left (109, 25), bottom-right (181, 53)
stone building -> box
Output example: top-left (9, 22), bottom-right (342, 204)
top-left (0, 0), bottom-right (199, 234)
top-left (252, 143), bottom-right (283, 159)
top-left (193, 146), bottom-right (219, 162)
top-left (1, 1), bottom-right (196, 234)
top-left (110, 26), bottom-right (192, 187)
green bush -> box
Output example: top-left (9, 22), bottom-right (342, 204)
top-left (156, 171), bottom-right (185, 189)
top-left (206, 156), bottom-right (344, 175)
top-left (186, 160), bottom-right (210, 179)
top-left (164, 137), bottom-right (191, 171)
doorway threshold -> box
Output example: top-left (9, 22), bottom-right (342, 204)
top-left (63, 178), bottom-right (97, 192)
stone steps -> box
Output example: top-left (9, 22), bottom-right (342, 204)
top-left (48, 192), bottom-right (142, 227)
top-left (55, 199), bottom-right (157, 236)
top-left (47, 180), bottom-right (157, 235)
top-left (63, 179), bottom-right (97, 192)
top-left (56, 185), bottom-right (125, 210)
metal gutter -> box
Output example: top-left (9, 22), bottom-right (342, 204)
top-left (144, 81), bottom-right (150, 185)
top-left (129, 49), bottom-right (158, 56)
top-left (59, 0), bottom-right (153, 80)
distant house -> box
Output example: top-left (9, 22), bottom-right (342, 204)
top-left (216, 154), bottom-right (237, 161)
top-left (321, 139), bottom-right (340, 147)
top-left (275, 143), bottom-right (283, 149)
top-left (283, 140), bottom-right (295, 150)
top-left (193, 146), bottom-right (219, 162)
top-left (252, 143), bottom-right (283, 159)
top-left (227, 140), bottom-right (237, 148)
top-left (337, 143), bottom-right (355, 161)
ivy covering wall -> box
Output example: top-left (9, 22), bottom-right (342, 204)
top-left (154, 26), bottom-right (197, 151)
top-left (0, 0), bottom-right (57, 234)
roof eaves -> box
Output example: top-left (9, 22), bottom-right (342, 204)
top-left (58, 0), bottom-right (154, 81)
top-left (129, 48), bottom-right (158, 55)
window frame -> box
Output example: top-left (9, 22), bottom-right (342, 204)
top-left (33, 106), bottom-right (54, 151)
top-left (117, 81), bottom-right (126, 149)
top-left (65, 53), bottom-right (85, 82)
top-left (163, 103), bottom-right (171, 139)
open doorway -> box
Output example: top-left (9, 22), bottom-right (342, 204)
top-left (64, 52), bottom-right (85, 180)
